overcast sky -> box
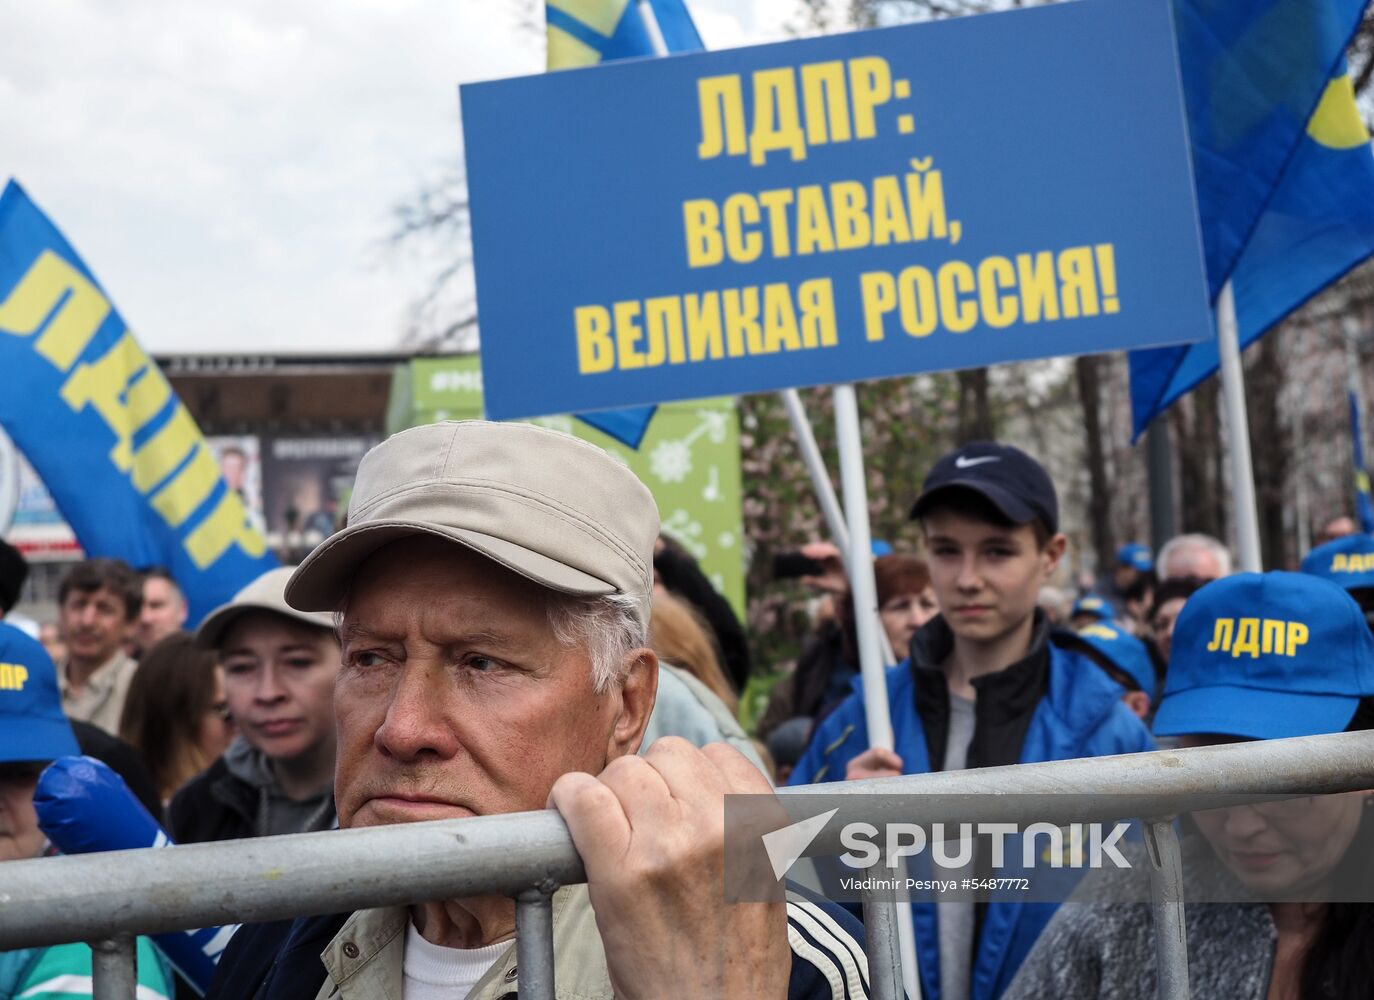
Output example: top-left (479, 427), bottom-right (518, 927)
top-left (2, 1), bottom-right (796, 355)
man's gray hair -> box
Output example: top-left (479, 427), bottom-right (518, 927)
top-left (546, 591), bottom-right (646, 693)
top-left (1157, 533), bottom-right (1233, 580)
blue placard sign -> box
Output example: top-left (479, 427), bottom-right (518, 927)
top-left (461, 0), bottom-right (1211, 420)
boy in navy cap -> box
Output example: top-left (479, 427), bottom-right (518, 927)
top-left (0, 622), bottom-right (171, 999)
top-left (790, 441), bottom-right (1153, 1000)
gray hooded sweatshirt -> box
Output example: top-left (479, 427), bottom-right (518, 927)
top-left (223, 737), bottom-right (336, 838)
top-left (1003, 836), bottom-right (1282, 1000)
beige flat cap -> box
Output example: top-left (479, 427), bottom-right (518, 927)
top-left (197, 566), bottom-right (336, 649)
top-left (284, 421), bottom-right (660, 629)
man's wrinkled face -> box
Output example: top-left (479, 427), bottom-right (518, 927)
top-left (138, 577), bottom-right (188, 651)
top-left (58, 585), bottom-right (134, 666)
top-left (334, 537), bottom-right (640, 830)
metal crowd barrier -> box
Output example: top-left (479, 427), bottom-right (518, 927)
top-left (1, 731), bottom-right (1371, 1000)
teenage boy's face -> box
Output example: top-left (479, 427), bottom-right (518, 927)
top-left (922, 510), bottom-right (1065, 644)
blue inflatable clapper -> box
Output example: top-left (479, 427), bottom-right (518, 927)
top-left (35, 756), bottom-right (238, 994)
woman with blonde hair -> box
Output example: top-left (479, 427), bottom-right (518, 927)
top-left (649, 590), bottom-right (738, 713)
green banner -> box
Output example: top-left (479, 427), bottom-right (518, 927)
top-left (396, 355), bottom-right (745, 618)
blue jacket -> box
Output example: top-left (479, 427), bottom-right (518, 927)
top-left (789, 637), bottom-right (1155, 1000)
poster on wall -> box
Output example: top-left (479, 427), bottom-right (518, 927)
top-left (260, 436), bottom-right (379, 560)
top-left (206, 436), bottom-right (266, 536)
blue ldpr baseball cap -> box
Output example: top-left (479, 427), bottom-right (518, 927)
top-left (0, 622), bottom-right (79, 763)
top-left (1071, 595), bottom-right (1113, 622)
top-left (1074, 622), bottom-right (1157, 695)
top-left (1117, 543), bottom-right (1153, 573)
top-left (1153, 572), bottom-right (1374, 740)
top-left (1300, 533), bottom-right (1374, 592)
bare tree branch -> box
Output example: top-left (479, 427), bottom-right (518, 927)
top-left (384, 166), bottom-right (477, 352)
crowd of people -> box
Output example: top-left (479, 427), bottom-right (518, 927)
top-left (1, 419), bottom-right (1372, 999)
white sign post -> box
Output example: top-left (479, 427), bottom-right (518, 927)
top-left (833, 382), bottom-right (923, 999)
top-left (779, 388), bottom-right (898, 666)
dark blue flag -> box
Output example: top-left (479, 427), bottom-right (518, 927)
top-left (1175, 0), bottom-right (1367, 298)
top-left (1130, 56), bottom-right (1374, 437)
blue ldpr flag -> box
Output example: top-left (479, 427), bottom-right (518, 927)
top-left (545, 0), bottom-right (704, 448)
top-left (0, 180), bottom-right (278, 624)
top-left (1351, 389), bottom-right (1374, 533)
top-left (1130, 59), bottom-right (1374, 438)
top-left (1174, 0), bottom-right (1366, 300)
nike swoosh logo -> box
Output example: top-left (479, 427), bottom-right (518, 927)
top-left (955, 455), bottom-right (1000, 468)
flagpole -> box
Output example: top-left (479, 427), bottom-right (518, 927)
top-left (834, 382), bottom-right (923, 1000)
top-left (637, 0), bottom-right (670, 54)
top-left (834, 384), bottom-right (893, 751)
top-left (1216, 280), bottom-right (1263, 572)
top-left (780, 388), bottom-right (898, 666)
top-left (781, 389), bottom-right (852, 556)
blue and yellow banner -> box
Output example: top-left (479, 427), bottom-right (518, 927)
top-left (0, 180), bottom-right (278, 623)
top-left (547, 0), bottom-right (705, 448)
top-left (1129, 64), bottom-right (1374, 437)
top-left (464, 0), bottom-right (1212, 420)
top-left (547, 0), bottom-right (701, 69)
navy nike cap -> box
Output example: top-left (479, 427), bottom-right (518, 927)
top-left (910, 441), bottom-right (1059, 534)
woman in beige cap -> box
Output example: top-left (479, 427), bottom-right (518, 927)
top-left (168, 567), bottom-right (340, 843)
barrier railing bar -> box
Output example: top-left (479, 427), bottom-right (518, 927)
top-left (1144, 820), bottom-right (1190, 1000)
top-left (0, 732), bottom-right (1370, 952)
top-left (860, 879), bottom-right (904, 1000)
top-left (89, 934), bottom-right (136, 1000)
top-left (783, 731), bottom-right (1374, 857)
top-left (514, 887), bottom-right (557, 1000)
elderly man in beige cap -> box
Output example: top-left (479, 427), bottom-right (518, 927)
top-left (206, 421), bottom-right (869, 1000)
